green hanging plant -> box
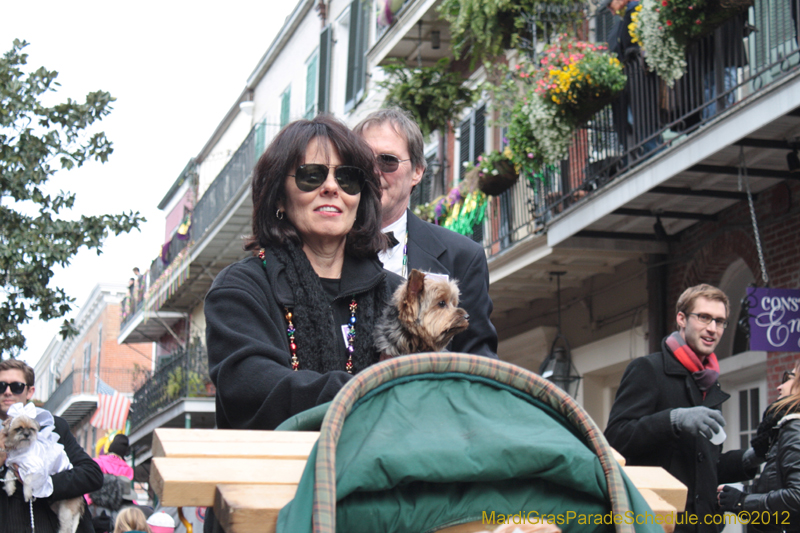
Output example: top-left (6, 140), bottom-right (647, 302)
top-left (437, 0), bottom-right (585, 66)
top-left (379, 58), bottom-right (478, 138)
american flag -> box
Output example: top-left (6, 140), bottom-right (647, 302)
top-left (89, 391), bottom-right (132, 430)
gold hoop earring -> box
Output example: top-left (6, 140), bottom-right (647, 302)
top-left (276, 209), bottom-right (284, 220)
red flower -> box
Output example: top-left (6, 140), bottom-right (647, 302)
top-left (666, 20), bottom-right (672, 25)
top-left (662, 0), bottom-right (668, 5)
top-left (696, 19), bottom-right (702, 24)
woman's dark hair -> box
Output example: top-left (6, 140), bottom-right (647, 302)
top-left (245, 114), bottom-right (386, 258)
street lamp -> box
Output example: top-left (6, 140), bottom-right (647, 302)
top-left (538, 272), bottom-right (582, 397)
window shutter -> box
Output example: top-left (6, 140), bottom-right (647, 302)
top-left (345, 0), bottom-right (368, 111)
top-left (280, 88), bottom-right (291, 128)
top-left (306, 54), bottom-right (318, 119)
top-left (255, 120), bottom-right (266, 156)
top-left (459, 117), bottom-right (471, 182)
top-left (318, 25), bottom-right (332, 114)
top-left (474, 104), bottom-right (486, 159)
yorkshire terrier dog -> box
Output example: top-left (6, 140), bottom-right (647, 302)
top-left (375, 269), bottom-right (470, 358)
top-left (3, 414), bottom-right (85, 533)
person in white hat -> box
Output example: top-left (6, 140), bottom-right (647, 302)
top-left (146, 511), bottom-right (175, 533)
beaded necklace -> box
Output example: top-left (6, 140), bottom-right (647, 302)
top-left (259, 249), bottom-right (357, 374)
top-left (401, 230), bottom-right (409, 279)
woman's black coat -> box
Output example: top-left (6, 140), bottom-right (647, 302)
top-left (205, 250), bottom-right (401, 431)
top-left (744, 415), bottom-right (800, 531)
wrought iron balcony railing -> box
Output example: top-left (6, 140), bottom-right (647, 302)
top-left (479, 2), bottom-right (800, 257)
top-left (42, 367), bottom-right (145, 414)
top-left (128, 343), bottom-right (213, 432)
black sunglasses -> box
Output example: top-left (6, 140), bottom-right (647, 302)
top-left (783, 371), bottom-right (796, 384)
top-left (376, 154), bottom-right (411, 173)
top-left (0, 381), bottom-right (27, 395)
top-left (288, 164), bottom-right (366, 196)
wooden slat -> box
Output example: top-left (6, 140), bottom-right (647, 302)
top-left (152, 428), bottom-right (319, 458)
top-left (215, 484), bottom-right (298, 533)
top-left (611, 447), bottom-right (626, 466)
top-left (150, 458), bottom-right (306, 507)
top-left (623, 466), bottom-right (687, 512)
top-left (639, 488), bottom-right (678, 533)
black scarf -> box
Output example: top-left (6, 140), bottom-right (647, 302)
top-left (751, 400), bottom-right (800, 457)
top-left (270, 242), bottom-right (383, 374)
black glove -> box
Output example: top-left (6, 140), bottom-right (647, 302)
top-left (718, 485), bottom-right (745, 513)
top-left (670, 406), bottom-right (725, 439)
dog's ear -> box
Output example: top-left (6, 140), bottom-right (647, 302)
top-left (406, 269), bottom-right (425, 299)
top-left (398, 269), bottom-right (426, 323)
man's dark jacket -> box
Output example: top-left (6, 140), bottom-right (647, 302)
top-left (1, 415), bottom-right (103, 533)
top-left (605, 338), bottom-right (755, 533)
top-left (406, 211), bottom-right (498, 358)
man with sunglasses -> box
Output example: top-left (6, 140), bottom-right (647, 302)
top-left (0, 359), bottom-right (102, 532)
top-left (355, 108), bottom-right (498, 358)
top-left (605, 284), bottom-right (761, 533)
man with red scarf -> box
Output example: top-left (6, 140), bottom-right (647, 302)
top-left (605, 284), bottom-right (762, 533)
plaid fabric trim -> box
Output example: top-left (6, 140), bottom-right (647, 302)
top-left (312, 353), bottom-right (635, 533)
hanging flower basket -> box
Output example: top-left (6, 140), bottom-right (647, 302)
top-left (502, 38), bottom-right (626, 174)
top-left (629, 0), bottom-right (753, 86)
top-left (478, 159), bottom-right (519, 196)
top-left (464, 150), bottom-right (520, 197)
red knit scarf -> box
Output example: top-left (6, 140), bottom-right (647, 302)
top-left (665, 331), bottom-right (720, 396)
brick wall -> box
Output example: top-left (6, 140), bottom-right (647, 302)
top-left (666, 180), bottom-right (800, 400)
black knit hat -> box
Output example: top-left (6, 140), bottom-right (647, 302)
top-left (108, 434), bottom-right (130, 457)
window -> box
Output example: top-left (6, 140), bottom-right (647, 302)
top-left (457, 104), bottom-right (487, 243)
top-left (280, 86), bottom-right (291, 128)
top-left (305, 52), bottom-right (319, 119)
top-left (458, 104), bottom-right (487, 182)
top-left (739, 388), bottom-right (760, 450)
top-left (409, 152), bottom-right (438, 212)
top-left (345, 0), bottom-right (369, 111)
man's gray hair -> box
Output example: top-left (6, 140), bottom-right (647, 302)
top-left (354, 107), bottom-right (427, 173)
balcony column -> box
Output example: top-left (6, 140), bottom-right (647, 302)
top-left (647, 254), bottom-right (668, 353)
top-left (185, 412), bottom-right (192, 429)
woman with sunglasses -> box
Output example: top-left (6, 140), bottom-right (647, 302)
top-left (718, 364), bottom-right (800, 529)
top-left (204, 115), bottom-right (401, 431)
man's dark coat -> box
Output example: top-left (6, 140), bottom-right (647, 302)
top-left (1, 415), bottom-right (103, 533)
top-left (405, 210), bottom-right (498, 358)
top-left (605, 339), bottom-right (754, 533)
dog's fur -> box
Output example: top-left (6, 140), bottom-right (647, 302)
top-left (375, 269), bottom-right (470, 358)
top-left (2, 415), bottom-right (85, 533)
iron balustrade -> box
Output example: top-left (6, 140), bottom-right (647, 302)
top-left (120, 121), bottom-right (282, 331)
top-left (42, 367), bottom-right (145, 414)
top-left (480, 0), bottom-right (800, 257)
top-left (128, 343), bottom-right (212, 432)
top-left (42, 371), bottom-right (75, 414)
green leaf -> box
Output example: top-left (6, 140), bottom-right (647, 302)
top-left (0, 40), bottom-right (143, 358)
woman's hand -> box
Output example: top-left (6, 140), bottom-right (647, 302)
top-left (718, 485), bottom-right (745, 513)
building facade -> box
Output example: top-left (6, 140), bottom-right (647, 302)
top-left (119, 0), bottom-right (800, 503)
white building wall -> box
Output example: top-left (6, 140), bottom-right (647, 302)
top-left (197, 109), bottom-right (254, 198)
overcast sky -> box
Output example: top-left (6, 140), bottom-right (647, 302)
top-left (3, 1), bottom-right (298, 366)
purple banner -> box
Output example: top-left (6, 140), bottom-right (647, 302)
top-left (747, 287), bottom-right (800, 351)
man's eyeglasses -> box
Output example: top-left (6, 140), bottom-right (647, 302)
top-left (375, 154), bottom-right (411, 174)
top-left (687, 312), bottom-right (729, 329)
top-left (288, 164), bottom-right (366, 196)
top-left (783, 371), bottom-right (796, 384)
top-left (0, 382), bottom-right (27, 395)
